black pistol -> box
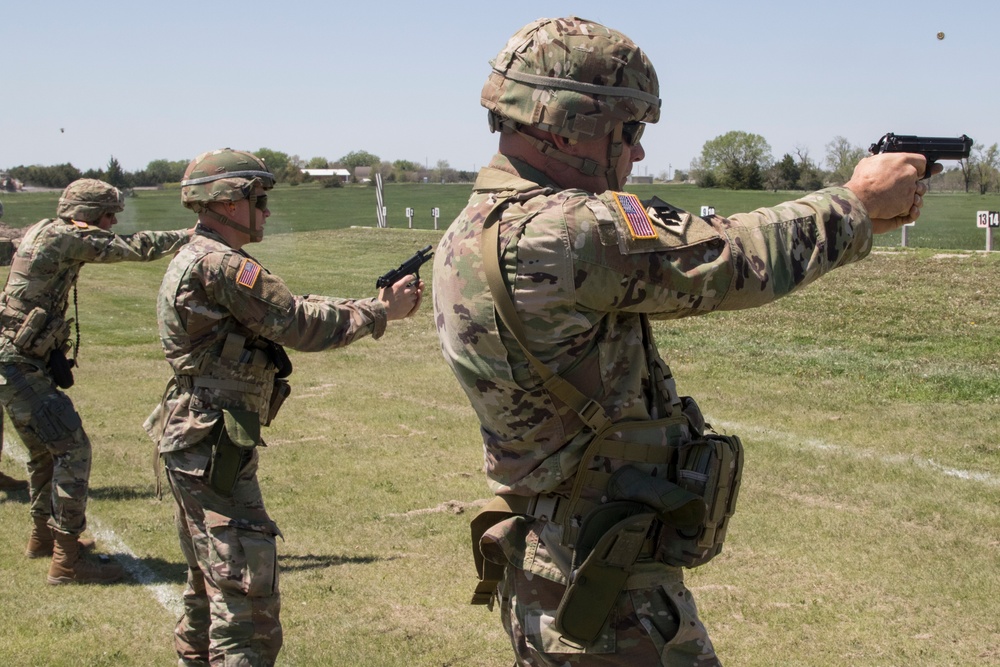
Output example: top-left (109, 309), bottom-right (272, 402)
top-left (376, 244), bottom-right (433, 289)
top-left (869, 133), bottom-right (973, 179)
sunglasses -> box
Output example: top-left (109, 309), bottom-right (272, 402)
top-left (622, 121), bottom-right (645, 146)
top-left (253, 194), bottom-right (269, 211)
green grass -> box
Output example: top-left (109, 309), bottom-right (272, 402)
top-left (0, 204), bottom-right (997, 665)
top-left (4, 181), bottom-right (998, 251)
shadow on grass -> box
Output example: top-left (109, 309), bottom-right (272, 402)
top-left (89, 485), bottom-right (158, 501)
top-left (112, 552), bottom-right (188, 586)
top-left (102, 553), bottom-right (393, 589)
top-left (279, 553), bottom-right (394, 573)
top-left (0, 487), bottom-right (29, 504)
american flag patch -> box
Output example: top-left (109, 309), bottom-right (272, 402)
top-left (612, 192), bottom-right (657, 240)
top-left (236, 258), bottom-right (261, 289)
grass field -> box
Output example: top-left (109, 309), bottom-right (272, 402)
top-left (0, 185), bottom-right (997, 666)
top-left (2, 181), bottom-right (999, 251)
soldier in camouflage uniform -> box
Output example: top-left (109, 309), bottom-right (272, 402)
top-left (0, 196), bottom-right (29, 493)
top-left (0, 178), bottom-right (191, 584)
top-left (145, 148), bottom-right (423, 667)
top-left (433, 16), bottom-right (934, 666)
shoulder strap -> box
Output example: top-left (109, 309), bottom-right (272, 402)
top-left (480, 195), bottom-right (613, 433)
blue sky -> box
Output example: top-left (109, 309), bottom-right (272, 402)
top-left (3, 0), bottom-right (996, 178)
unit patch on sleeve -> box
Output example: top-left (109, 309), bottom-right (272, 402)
top-left (611, 192), bottom-right (657, 240)
top-left (235, 258), bottom-right (262, 289)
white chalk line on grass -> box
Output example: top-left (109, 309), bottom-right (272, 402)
top-left (710, 418), bottom-right (1000, 488)
top-left (3, 436), bottom-right (183, 617)
top-left (4, 416), bottom-right (996, 612)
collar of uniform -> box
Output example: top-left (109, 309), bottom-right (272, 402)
top-left (474, 153), bottom-right (560, 194)
top-left (194, 223), bottom-right (232, 246)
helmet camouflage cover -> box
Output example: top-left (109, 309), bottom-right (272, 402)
top-left (482, 16), bottom-right (661, 141)
top-left (56, 178), bottom-right (125, 223)
top-left (181, 149), bottom-right (275, 212)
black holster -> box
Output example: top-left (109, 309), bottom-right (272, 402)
top-left (48, 348), bottom-right (76, 389)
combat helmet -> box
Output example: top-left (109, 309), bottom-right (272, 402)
top-left (180, 149), bottom-right (274, 242)
top-left (56, 179), bottom-right (125, 224)
top-left (482, 16), bottom-right (660, 191)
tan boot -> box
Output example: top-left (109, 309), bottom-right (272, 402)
top-left (26, 518), bottom-right (96, 559)
top-left (47, 533), bottom-right (123, 585)
top-left (0, 471), bottom-right (28, 492)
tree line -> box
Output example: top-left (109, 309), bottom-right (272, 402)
top-left (3, 149), bottom-right (475, 191)
top-left (6, 135), bottom-right (999, 194)
top-left (685, 131), bottom-right (1000, 194)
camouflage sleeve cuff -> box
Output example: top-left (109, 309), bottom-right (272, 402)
top-left (369, 297), bottom-right (388, 340)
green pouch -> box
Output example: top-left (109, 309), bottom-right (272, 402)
top-left (209, 410), bottom-right (260, 496)
top-left (223, 408), bottom-right (261, 448)
top-left (655, 433), bottom-right (744, 568)
top-left (555, 501), bottom-right (655, 645)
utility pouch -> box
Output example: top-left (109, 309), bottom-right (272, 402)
top-left (47, 347), bottom-right (76, 389)
top-left (654, 433), bottom-right (744, 568)
top-left (12, 306), bottom-right (47, 350)
top-left (263, 379), bottom-right (291, 426)
top-left (555, 501), bottom-right (655, 645)
top-left (209, 409), bottom-right (260, 496)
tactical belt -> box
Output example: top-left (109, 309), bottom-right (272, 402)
top-left (174, 375), bottom-right (263, 395)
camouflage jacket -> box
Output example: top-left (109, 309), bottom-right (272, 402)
top-left (433, 154), bottom-right (873, 581)
top-left (0, 217), bottom-right (189, 364)
top-left (148, 225), bottom-right (387, 455)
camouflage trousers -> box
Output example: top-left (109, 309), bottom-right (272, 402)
top-left (0, 362), bottom-right (91, 535)
top-left (165, 437), bottom-right (282, 667)
top-left (498, 564), bottom-right (721, 666)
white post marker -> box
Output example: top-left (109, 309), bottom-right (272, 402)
top-left (977, 210), bottom-right (998, 251)
top-left (406, 207), bottom-right (414, 229)
top-left (901, 220), bottom-right (915, 247)
top-left (375, 173), bottom-right (386, 228)
top-left (432, 207), bottom-right (441, 230)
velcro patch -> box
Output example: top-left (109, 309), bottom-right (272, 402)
top-left (611, 192), bottom-right (657, 240)
top-left (235, 258), bottom-right (262, 289)
top-left (72, 220), bottom-right (90, 229)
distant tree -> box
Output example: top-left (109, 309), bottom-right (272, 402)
top-left (254, 148), bottom-right (291, 180)
top-left (957, 153), bottom-right (974, 192)
top-left (698, 131), bottom-right (772, 190)
top-left (306, 156), bottom-right (330, 169)
top-left (338, 150), bottom-right (382, 175)
top-left (794, 146), bottom-right (825, 190)
top-left (106, 156), bottom-right (128, 189)
top-left (768, 153), bottom-right (800, 191)
top-left (8, 163), bottom-right (82, 189)
top-left (143, 159), bottom-right (187, 185)
top-left (393, 159), bottom-right (420, 172)
top-left (434, 159), bottom-right (460, 183)
top-left (972, 143), bottom-right (999, 194)
top-left (825, 136), bottom-right (866, 185)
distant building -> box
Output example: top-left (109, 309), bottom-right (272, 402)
top-left (626, 175), bottom-right (653, 185)
top-left (301, 168), bottom-right (350, 183)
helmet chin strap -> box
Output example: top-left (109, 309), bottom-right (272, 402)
top-left (604, 124), bottom-right (626, 192)
top-left (494, 113), bottom-right (626, 191)
top-left (201, 194), bottom-right (263, 242)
